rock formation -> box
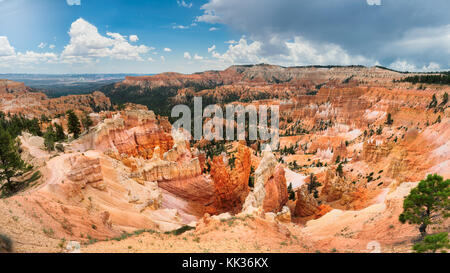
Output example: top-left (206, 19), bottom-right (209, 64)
top-left (82, 109), bottom-right (174, 158)
top-left (294, 185), bottom-right (320, 217)
top-left (210, 144), bottom-right (252, 213)
top-left (242, 149), bottom-right (288, 214)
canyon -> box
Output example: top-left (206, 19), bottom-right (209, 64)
top-left (0, 64), bottom-right (449, 253)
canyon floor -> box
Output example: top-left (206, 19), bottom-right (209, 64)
top-left (0, 65), bottom-right (449, 253)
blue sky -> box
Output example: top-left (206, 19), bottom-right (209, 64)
top-left (0, 0), bottom-right (448, 74)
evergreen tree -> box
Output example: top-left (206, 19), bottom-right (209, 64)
top-left (428, 94), bottom-right (438, 109)
top-left (386, 113), bottom-right (394, 125)
top-left (307, 173), bottom-right (321, 198)
top-left (66, 110), bottom-right (81, 139)
top-left (0, 128), bottom-right (31, 196)
top-left (27, 118), bottom-right (42, 136)
top-left (413, 232), bottom-right (449, 253)
top-left (441, 92), bottom-right (448, 106)
top-left (43, 125), bottom-right (55, 152)
top-left (54, 123), bottom-right (66, 142)
top-left (288, 182), bottom-right (296, 201)
top-left (435, 115), bottom-right (441, 124)
top-left (399, 174), bottom-right (450, 237)
top-left (336, 163), bottom-right (344, 177)
top-left (81, 113), bottom-right (93, 130)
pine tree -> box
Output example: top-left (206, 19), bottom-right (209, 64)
top-left (428, 94), bottom-right (438, 109)
top-left (54, 123), bottom-right (66, 142)
top-left (399, 174), bottom-right (450, 237)
top-left (0, 128), bottom-right (31, 196)
top-left (336, 163), bottom-right (344, 177)
top-left (386, 113), bottom-right (394, 125)
top-left (441, 92), bottom-right (448, 106)
top-left (66, 110), bottom-right (81, 139)
top-left (413, 232), bottom-right (449, 253)
top-left (288, 183), bottom-right (296, 201)
top-left (43, 125), bottom-right (55, 152)
top-left (81, 113), bottom-right (93, 130)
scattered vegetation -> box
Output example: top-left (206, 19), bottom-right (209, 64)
top-left (66, 110), bottom-right (81, 139)
top-left (164, 225), bottom-right (195, 236)
top-left (399, 174), bottom-right (449, 237)
top-left (287, 182), bottom-right (296, 201)
top-left (398, 73), bottom-right (450, 86)
top-left (307, 173), bottom-right (321, 199)
top-left (413, 232), bottom-right (449, 253)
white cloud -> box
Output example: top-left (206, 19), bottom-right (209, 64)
top-left (66, 0), bottom-right (81, 6)
top-left (177, 0), bottom-right (192, 8)
top-left (284, 37), bottom-right (372, 66)
top-left (61, 18), bottom-right (151, 63)
top-left (209, 37), bottom-right (374, 66)
top-left (209, 27), bottom-right (219, 31)
top-left (208, 45), bottom-right (216, 53)
top-left (194, 54), bottom-right (204, 60)
top-left (210, 38), bottom-right (264, 64)
top-left (387, 24), bottom-right (450, 56)
top-left (184, 52), bottom-right (192, 60)
top-left (0, 37), bottom-right (57, 67)
top-left (366, 0), bottom-right (381, 6)
top-left (106, 32), bottom-right (126, 42)
top-left (16, 51), bottom-right (58, 64)
top-left (173, 25), bottom-right (189, 29)
top-left (38, 42), bottom-right (47, 49)
top-left (129, 35), bottom-right (139, 42)
top-left (161, 56), bottom-right (165, 62)
top-left (0, 36), bottom-right (16, 57)
top-left (49, 44), bottom-right (56, 49)
top-left (225, 40), bottom-right (237, 44)
top-left (164, 48), bottom-right (172, 52)
top-left (148, 57), bottom-right (155, 62)
top-left (389, 60), bottom-right (441, 72)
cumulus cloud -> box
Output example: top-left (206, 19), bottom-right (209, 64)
top-left (0, 36), bottom-right (16, 57)
top-left (177, 0), bottom-right (192, 8)
top-left (389, 60), bottom-right (441, 72)
top-left (209, 37), bottom-right (374, 67)
top-left (0, 36), bottom-right (57, 67)
top-left (184, 52), bottom-right (192, 60)
top-left (49, 44), bottom-right (56, 49)
top-left (209, 27), bottom-right (219, 31)
top-left (129, 35), bottom-right (139, 42)
top-left (164, 48), bottom-right (172, 52)
top-left (38, 42), bottom-right (46, 49)
top-left (197, 0), bottom-right (450, 70)
top-left (61, 18), bottom-right (151, 63)
top-left (16, 51), bottom-right (58, 64)
top-left (66, 0), bottom-right (81, 6)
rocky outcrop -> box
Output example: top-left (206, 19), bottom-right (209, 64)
top-left (321, 169), bottom-right (359, 203)
top-left (362, 139), bottom-right (393, 163)
top-left (262, 166), bottom-right (288, 213)
top-left (84, 109), bottom-right (174, 158)
top-left (294, 185), bottom-right (320, 217)
top-left (242, 149), bottom-right (288, 214)
top-left (67, 155), bottom-right (105, 192)
top-left (211, 144), bottom-right (252, 213)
